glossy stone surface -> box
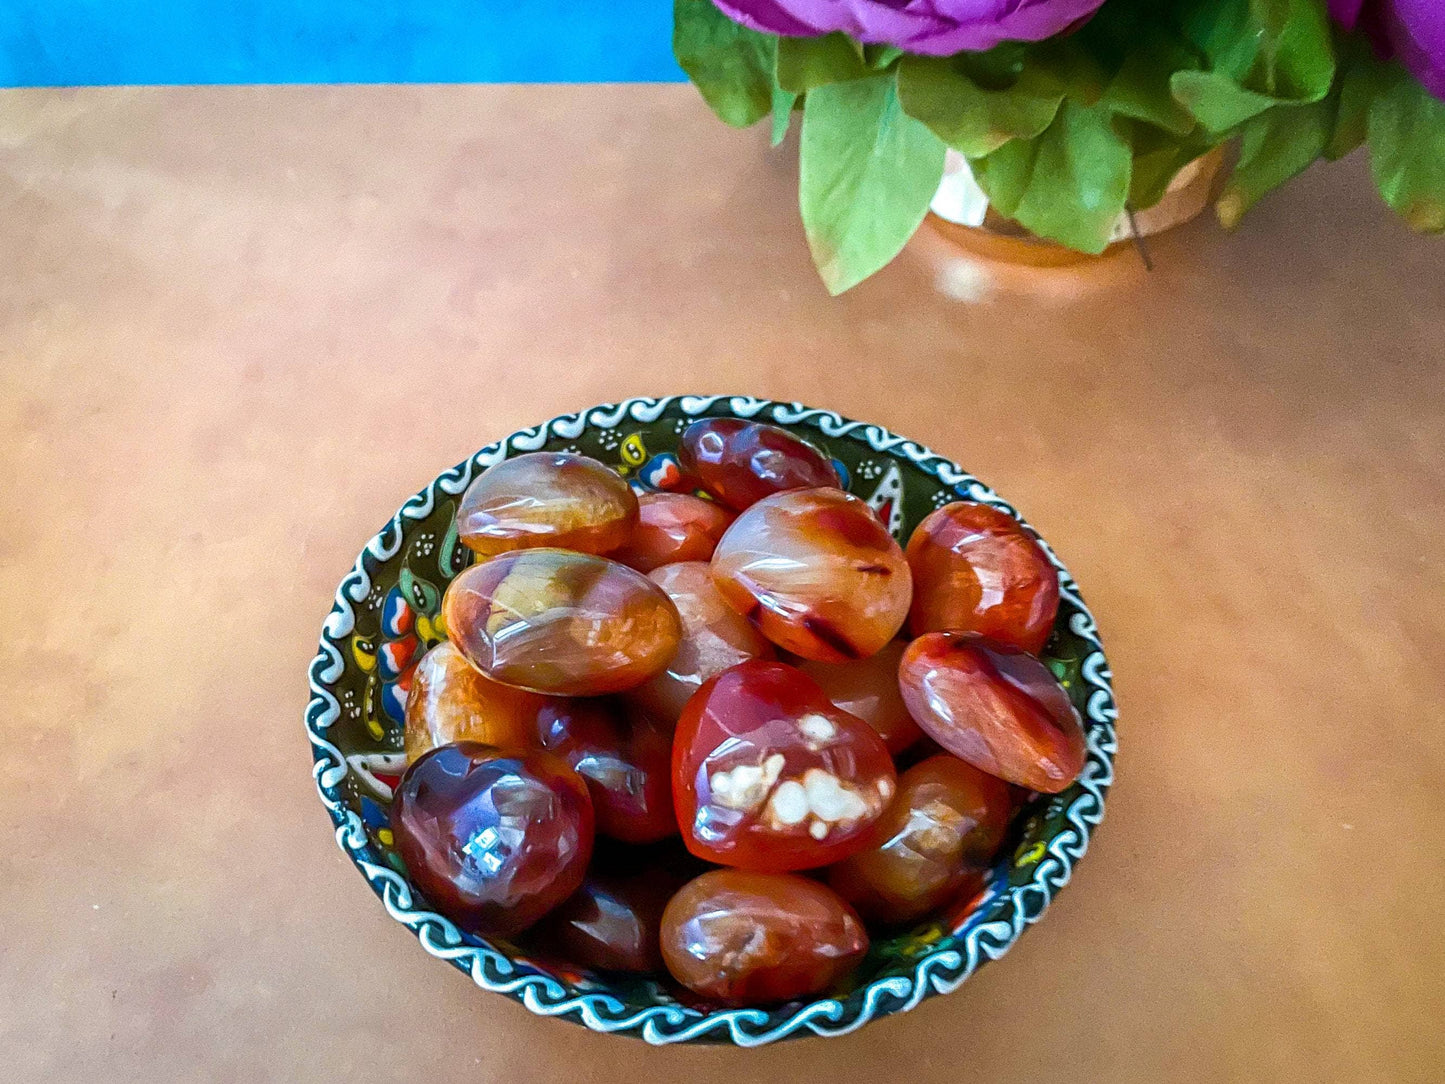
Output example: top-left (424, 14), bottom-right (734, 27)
top-left (612, 492), bottom-right (734, 573)
top-left (660, 870), bottom-right (868, 1005)
top-left (442, 549), bottom-right (683, 696)
top-left (534, 698), bottom-right (676, 843)
top-left (404, 641), bottom-right (548, 762)
top-left (828, 754), bottom-right (1014, 924)
top-left (711, 488), bottom-right (912, 663)
top-left (678, 417), bottom-right (841, 510)
top-left (798, 640), bottom-right (922, 755)
top-left (456, 451), bottom-right (638, 559)
top-left (534, 869), bottom-right (675, 973)
top-left (906, 501), bottom-right (1059, 653)
top-left (627, 562), bottom-right (774, 721)
top-left (899, 633), bottom-right (1086, 793)
top-left (390, 743), bottom-right (594, 938)
top-left (673, 660), bottom-right (896, 872)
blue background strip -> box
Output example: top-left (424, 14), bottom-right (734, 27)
top-left (0, 2), bottom-right (686, 87)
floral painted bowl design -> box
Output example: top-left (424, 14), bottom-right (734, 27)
top-left (305, 395), bottom-right (1116, 1045)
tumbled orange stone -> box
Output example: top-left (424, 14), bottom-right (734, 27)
top-left (442, 550), bottom-right (683, 696)
top-left (456, 452), bottom-right (638, 559)
top-left (533, 868), bottom-right (677, 974)
top-left (798, 640), bottom-right (922, 755)
top-left (404, 641), bottom-right (548, 762)
top-left (678, 417), bottom-right (842, 511)
top-left (906, 501), bottom-right (1059, 653)
top-left (627, 562), bottom-right (773, 721)
top-left (660, 870), bottom-right (868, 1005)
top-left (711, 488), bottom-right (912, 663)
top-left (828, 754), bottom-right (1013, 924)
top-left (612, 492), bottom-right (734, 573)
top-left (898, 632), bottom-right (1086, 793)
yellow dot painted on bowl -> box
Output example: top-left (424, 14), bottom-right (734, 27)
top-left (620, 432), bottom-right (648, 467)
top-left (415, 614), bottom-right (437, 645)
top-left (377, 828), bottom-right (394, 847)
top-left (367, 718), bottom-right (385, 741)
top-left (1016, 842), bottom-right (1046, 867)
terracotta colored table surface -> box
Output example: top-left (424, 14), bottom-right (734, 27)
top-left (2, 85), bottom-right (1442, 1083)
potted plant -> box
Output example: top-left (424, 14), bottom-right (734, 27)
top-left (674, 0), bottom-right (1444, 292)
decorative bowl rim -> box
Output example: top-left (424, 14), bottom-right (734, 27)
top-left (305, 394), bottom-right (1117, 1046)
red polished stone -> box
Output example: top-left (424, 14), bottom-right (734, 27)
top-left (678, 418), bottom-right (841, 511)
top-left (456, 451), bottom-right (638, 559)
top-left (828, 754), bottom-right (1013, 924)
top-left (906, 501), bottom-right (1059, 653)
top-left (711, 488), bottom-right (912, 663)
top-left (442, 549), bottom-right (682, 696)
top-left (613, 492), bottom-right (734, 573)
top-left (660, 870), bottom-right (868, 1005)
top-left (673, 660), bottom-right (896, 872)
top-left (534, 869), bottom-right (677, 973)
top-left (403, 641), bottom-right (547, 762)
top-left (898, 633), bottom-right (1086, 793)
top-left (534, 698), bottom-right (677, 844)
top-left (390, 742), bottom-right (594, 938)
top-left (798, 640), bottom-right (922, 755)
top-left (627, 561), bottom-right (773, 722)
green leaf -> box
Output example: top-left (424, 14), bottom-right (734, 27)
top-left (1368, 64), bottom-right (1445, 233)
top-left (1129, 139), bottom-right (1208, 210)
top-left (800, 75), bottom-right (947, 294)
top-left (1102, 37), bottom-right (1201, 136)
top-left (771, 85), bottom-right (797, 146)
top-left (865, 45), bottom-right (904, 71)
top-left (673, 0), bottom-right (777, 128)
top-left (1215, 99), bottom-right (1332, 227)
top-left (1326, 36), bottom-right (1383, 160)
top-left (1172, 0), bottom-right (1335, 132)
top-left (777, 33), bottom-right (870, 94)
top-left (897, 55), bottom-right (1063, 158)
top-left (971, 101), bottom-right (1133, 254)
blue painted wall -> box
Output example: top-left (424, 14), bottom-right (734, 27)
top-left (0, 1), bottom-right (685, 86)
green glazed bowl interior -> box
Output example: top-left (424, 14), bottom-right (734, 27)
top-left (306, 395), bottom-right (1116, 1045)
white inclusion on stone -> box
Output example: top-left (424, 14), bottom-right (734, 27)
top-left (766, 780), bottom-right (809, 826)
top-left (808, 820), bottom-right (828, 840)
top-left (802, 768), bottom-right (871, 824)
top-left (797, 713), bottom-right (837, 748)
top-left (710, 754), bottom-right (785, 812)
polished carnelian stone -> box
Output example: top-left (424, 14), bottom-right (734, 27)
top-left (456, 452), bottom-right (638, 559)
top-left (442, 549), bottom-right (682, 696)
top-left (390, 742), bottom-right (594, 938)
top-left (534, 698), bottom-right (677, 843)
top-left (711, 488), bottom-right (912, 663)
top-left (534, 869), bottom-right (675, 973)
top-left (898, 633), bottom-right (1086, 793)
top-left (906, 501), bottom-right (1059, 653)
top-left (673, 660), bottom-right (895, 872)
top-left (828, 754), bottom-right (1013, 924)
top-left (798, 640), bottom-right (922, 755)
top-left (612, 492), bottom-right (734, 573)
top-left (404, 641), bottom-right (547, 762)
top-left (660, 870), bottom-right (868, 1004)
top-left (678, 418), bottom-right (841, 511)
top-left (627, 562), bottom-right (773, 722)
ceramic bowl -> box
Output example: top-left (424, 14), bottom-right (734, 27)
top-left (306, 395), bottom-right (1116, 1045)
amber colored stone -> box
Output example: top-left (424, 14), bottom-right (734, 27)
top-left (627, 562), bottom-right (773, 721)
top-left (711, 488), bottom-right (912, 662)
top-left (403, 641), bottom-right (548, 762)
top-left (533, 869), bottom-right (677, 973)
top-left (442, 549), bottom-right (683, 696)
top-left (678, 418), bottom-right (841, 511)
top-left (659, 870), bottom-right (868, 1005)
top-left (906, 501), bottom-right (1059, 653)
top-left (534, 698), bottom-right (677, 843)
top-left (798, 640), bottom-right (922, 755)
top-left (828, 754), bottom-right (1013, 924)
top-left (898, 633), bottom-right (1086, 793)
top-left (673, 660), bottom-right (896, 872)
top-left (456, 452), bottom-right (638, 559)
top-left (612, 492), bottom-right (734, 573)
top-left (390, 742), bottom-right (594, 938)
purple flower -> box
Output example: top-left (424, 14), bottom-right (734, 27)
top-left (1331, 0), bottom-right (1445, 98)
top-left (709, 0), bottom-right (1108, 56)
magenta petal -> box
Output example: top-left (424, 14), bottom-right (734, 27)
top-left (1387, 0), bottom-right (1445, 99)
top-left (709, 0), bottom-right (826, 38)
top-left (1328, 0), bottom-right (1367, 30)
